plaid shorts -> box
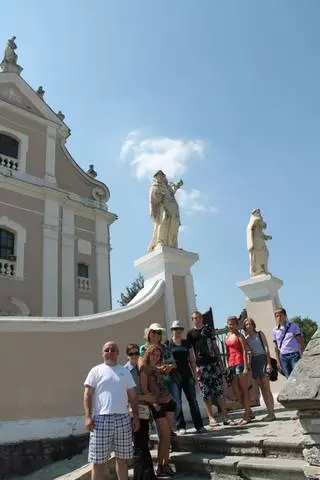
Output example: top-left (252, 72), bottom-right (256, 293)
top-left (88, 414), bottom-right (133, 464)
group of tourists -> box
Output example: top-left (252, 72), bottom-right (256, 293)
top-left (83, 306), bottom-right (304, 480)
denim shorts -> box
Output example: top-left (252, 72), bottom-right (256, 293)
top-left (150, 399), bottom-right (176, 420)
top-left (229, 364), bottom-right (244, 375)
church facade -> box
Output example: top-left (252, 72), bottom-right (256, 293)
top-left (0, 37), bottom-right (117, 317)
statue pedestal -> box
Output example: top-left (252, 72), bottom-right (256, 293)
top-left (237, 274), bottom-right (284, 394)
top-left (134, 246), bottom-right (199, 333)
top-left (237, 274), bottom-right (283, 336)
top-left (0, 60), bottom-right (23, 75)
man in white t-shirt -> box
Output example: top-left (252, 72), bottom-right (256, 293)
top-left (84, 341), bottom-right (139, 480)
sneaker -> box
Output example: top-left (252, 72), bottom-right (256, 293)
top-left (178, 428), bottom-right (186, 435)
top-left (196, 427), bottom-right (207, 434)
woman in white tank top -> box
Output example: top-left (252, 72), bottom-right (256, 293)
top-left (243, 318), bottom-right (275, 421)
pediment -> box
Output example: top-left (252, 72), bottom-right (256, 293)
top-left (0, 73), bottom-right (68, 128)
top-left (0, 82), bottom-right (45, 117)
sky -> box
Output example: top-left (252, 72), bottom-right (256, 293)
top-left (2, 0), bottom-right (320, 327)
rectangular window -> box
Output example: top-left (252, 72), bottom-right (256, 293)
top-left (0, 229), bottom-right (15, 260)
top-left (77, 263), bottom-right (89, 278)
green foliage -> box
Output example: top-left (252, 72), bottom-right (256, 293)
top-left (290, 316), bottom-right (318, 346)
top-left (238, 308), bottom-right (248, 322)
top-left (118, 274), bottom-right (144, 306)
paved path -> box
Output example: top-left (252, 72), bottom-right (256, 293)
top-left (11, 405), bottom-right (301, 479)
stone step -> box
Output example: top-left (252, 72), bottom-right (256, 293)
top-left (167, 432), bottom-right (306, 459)
top-left (160, 450), bottom-right (308, 480)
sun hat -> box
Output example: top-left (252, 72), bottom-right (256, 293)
top-left (170, 320), bottom-right (184, 330)
top-left (144, 323), bottom-right (165, 341)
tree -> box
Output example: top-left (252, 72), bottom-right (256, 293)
top-left (118, 274), bottom-right (144, 306)
top-left (238, 308), bottom-right (247, 329)
top-left (290, 316), bottom-right (318, 346)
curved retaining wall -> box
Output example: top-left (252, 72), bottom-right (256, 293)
top-left (0, 279), bottom-right (165, 443)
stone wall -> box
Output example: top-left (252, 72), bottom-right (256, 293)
top-left (0, 435), bottom-right (88, 478)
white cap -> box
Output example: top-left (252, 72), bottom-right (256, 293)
top-left (170, 320), bottom-right (184, 330)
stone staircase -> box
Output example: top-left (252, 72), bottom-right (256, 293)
top-left (151, 444), bottom-right (306, 480)
top-left (15, 407), bottom-right (316, 480)
top-left (148, 407), bottom-right (311, 479)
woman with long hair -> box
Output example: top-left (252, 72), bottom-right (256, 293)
top-left (140, 345), bottom-right (176, 477)
top-left (124, 343), bottom-right (157, 480)
top-left (243, 318), bottom-right (275, 421)
top-left (140, 323), bottom-right (180, 422)
top-left (225, 316), bottom-right (252, 424)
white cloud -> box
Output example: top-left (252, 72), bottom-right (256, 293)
top-left (176, 188), bottom-right (218, 215)
top-left (176, 188), bottom-right (201, 207)
top-left (119, 131), bottom-right (140, 161)
top-left (119, 132), bottom-right (204, 178)
top-left (191, 203), bottom-right (206, 212)
top-left (119, 131), bottom-right (218, 215)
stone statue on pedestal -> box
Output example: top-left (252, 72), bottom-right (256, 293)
top-left (0, 37), bottom-right (23, 74)
top-left (148, 170), bottom-right (183, 252)
top-left (246, 208), bottom-right (272, 277)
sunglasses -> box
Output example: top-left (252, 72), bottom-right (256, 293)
top-left (128, 351), bottom-right (139, 357)
top-left (104, 348), bottom-right (117, 353)
top-left (150, 330), bottom-right (162, 335)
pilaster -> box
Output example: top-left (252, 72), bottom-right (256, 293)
top-left (95, 216), bottom-right (111, 312)
top-left (45, 125), bottom-right (56, 184)
top-left (61, 207), bottom-right (75, 316)
top-left (42, 198), bottom-right (59, 316)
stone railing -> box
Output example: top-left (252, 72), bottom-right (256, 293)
top-left (0, 259), bottom-right (16, 278)
top-left (0, 154), bottom-right (19, 173)
top-left (77, 277), bottom-right (91, 293)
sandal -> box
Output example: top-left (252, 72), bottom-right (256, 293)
top-left (262, 414), bottom-right (276, 422)
top-left (156, 466), bottom-right (167, 478)
top-left (163, 464), bottom-right (175, 476)
top-left (223, 418), bottom-right (237, 426)
top-left (209, 419), bottom-right (219, 428)
top-left (238, 418), bottom-right (251, 426)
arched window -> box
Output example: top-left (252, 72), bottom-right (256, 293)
top-left (0, 228), bottom-right (15, 260)
top-left (0, 134), bottom-right (19, 159)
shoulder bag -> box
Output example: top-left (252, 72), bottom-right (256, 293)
top-left (257, 331), bottom-right (278, 382)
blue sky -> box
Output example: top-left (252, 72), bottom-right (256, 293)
top-left (2, 1), bottom-right (320, 326)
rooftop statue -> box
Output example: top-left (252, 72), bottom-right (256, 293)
top-left (0, 36), bottom-right (23, 74)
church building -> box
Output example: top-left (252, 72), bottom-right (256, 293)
top-left (0, 37), bottom-right (117, 317)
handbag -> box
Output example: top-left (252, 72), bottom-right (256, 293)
top-left (257, 331), bottom-right (278, 382)
top-left (129, 403), bottom-right (150, 420)
top-left (138, 403), bottom-right (150, 420)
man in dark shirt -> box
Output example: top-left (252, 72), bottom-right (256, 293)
top-left (187, 312), bottom-right (235, 427)
top-left (168, 320), bottom-right (205, 434)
